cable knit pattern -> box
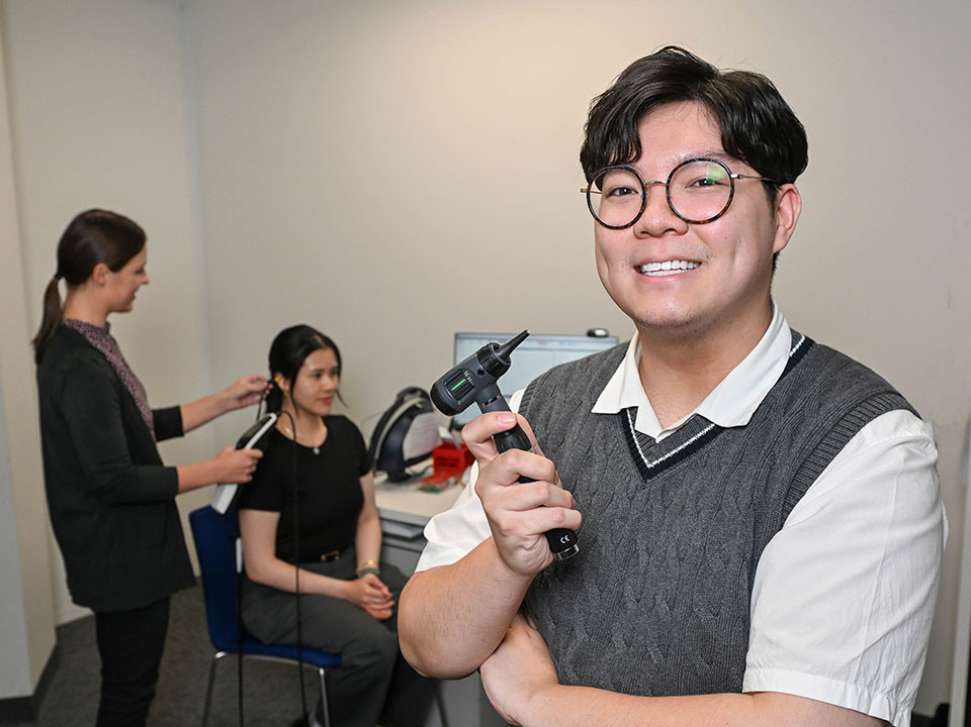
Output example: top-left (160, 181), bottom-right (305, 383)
top-left (63, 319), bottom-right (155, 438)
top-left (520, 334), bottom-right (915, 697)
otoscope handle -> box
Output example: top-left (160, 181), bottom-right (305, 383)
top-left (493, 423), bottom-right (580, 562)
top-left (493, 425), bottom-right (531, 453)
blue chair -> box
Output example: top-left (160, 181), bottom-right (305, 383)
top-left (189, 505), bottom-right (341, 727)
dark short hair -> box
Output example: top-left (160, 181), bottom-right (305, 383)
top-left (580, 46), bottom-right (808, 191)
top-left (265, 324), bottom-right (344, 413)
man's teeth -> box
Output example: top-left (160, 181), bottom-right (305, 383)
top-left (639, 260), bottom-right (700, 275)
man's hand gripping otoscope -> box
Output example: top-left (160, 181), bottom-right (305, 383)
top-left (430, 330), bottom-right (581, 572)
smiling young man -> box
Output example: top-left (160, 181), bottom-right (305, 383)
top-left (398, 47), bottom-right (945, 727)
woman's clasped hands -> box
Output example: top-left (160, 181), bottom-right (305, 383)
top-left (345, 573), bottom-right (394, 620)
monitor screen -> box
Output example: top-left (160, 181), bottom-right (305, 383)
top-left (451, 331), bottom-right (620, 425)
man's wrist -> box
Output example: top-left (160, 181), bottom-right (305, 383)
top-left (487, 536), bottom-right (544, 582)
top-left (523, 683), bottom-right (567, 727)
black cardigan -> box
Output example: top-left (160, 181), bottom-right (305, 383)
top-left (37, 325), bottom-right (194, 612)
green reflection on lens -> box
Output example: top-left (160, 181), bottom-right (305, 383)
top-left (706, 164), bottom-right (729, 183)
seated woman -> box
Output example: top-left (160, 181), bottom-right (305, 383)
top-left (238, 324), bottom-right (432, 727)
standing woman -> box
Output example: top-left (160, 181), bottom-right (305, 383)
top-left (34, 209), bottom-right (266, 727)
top-left (238, 325), bottom-right (433, 727)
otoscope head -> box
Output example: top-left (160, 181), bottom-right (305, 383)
top-left (430, 374), bottom-right (465, 415)
top-left (479, 329), bottom-right (529, 378)
top-left (495, 329), bottom-right (529, 361)
top-left (430, 330), bottom-right (530, 416)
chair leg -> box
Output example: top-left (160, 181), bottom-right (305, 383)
top-left (201, 652), bottom-right (226, 727)
top-left (317, 667), bottom-right (331, 727)
top-left (433, 679), bottom-right (450, 727)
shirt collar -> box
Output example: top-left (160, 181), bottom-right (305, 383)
top-left (591, 304), bottom-right (792, 440)
top-left (63, 318), bottom-right (113, 340)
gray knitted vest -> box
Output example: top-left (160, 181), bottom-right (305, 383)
top-left (519, 333), bottom-right (914, 697)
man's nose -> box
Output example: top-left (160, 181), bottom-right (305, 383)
top-left (633, 181), bottom-right (688, 238)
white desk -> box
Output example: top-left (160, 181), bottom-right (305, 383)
top-left (376, 477), bottom-right (464, 527)
top-left (375, 476), bottom-right (463, 572)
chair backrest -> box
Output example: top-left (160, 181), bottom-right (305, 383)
top-left (189, 505), bottom-right (243, 653)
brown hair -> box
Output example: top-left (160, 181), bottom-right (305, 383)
top-left (32, 209), bottom-right (146, 364)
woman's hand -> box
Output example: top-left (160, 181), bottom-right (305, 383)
top-left (177, 447), bottom-right (262, 492)
top-left (209, 446), bottom-right (262, 484)
top-left (221, 375), bottom-right (270, 412)
top-left (344, 573), bottom-right (394, 620)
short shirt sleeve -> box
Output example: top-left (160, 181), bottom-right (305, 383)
top-left (236, 442), bottom-right (284, 513)
top-left (743, 410), bottom-right (946, 727)
top-left (349, 419), bottom-right (371, 477)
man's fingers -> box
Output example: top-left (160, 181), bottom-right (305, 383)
top-left (515, 415), bottom-right (543, 456)
top-left (463, 411), bottom-right (540, 446)
top-left (477, 449), bottom-right (559, 492)
top-left (491, 507), bottom-right (582, 540)
top-left (494, 480), bottom-right (575, 512)
top-left (461, 412), bottom-right (517, 458)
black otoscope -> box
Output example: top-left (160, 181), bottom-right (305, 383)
top-left (430, 330), bottom-right (580, 561)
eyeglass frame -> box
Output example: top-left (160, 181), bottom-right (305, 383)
top-left (580, 157), bottom-right (779, 229)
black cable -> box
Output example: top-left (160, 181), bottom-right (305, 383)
top-left (278, 410), bottom-right (310, 724)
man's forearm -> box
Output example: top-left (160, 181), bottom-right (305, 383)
top-left (519, 688), bottom-right (884, 727)
top-left (399, 538), bottom-right (534, 677)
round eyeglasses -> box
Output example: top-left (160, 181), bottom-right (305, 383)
top-left (581, 157), bottom-right (778, 229)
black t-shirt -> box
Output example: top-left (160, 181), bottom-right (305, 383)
top-left (238, 415), bottom-right (370, 563)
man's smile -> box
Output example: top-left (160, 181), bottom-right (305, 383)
top-left (636, 259), bottom-right (702, 277)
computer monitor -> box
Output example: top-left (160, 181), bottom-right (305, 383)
top-left (451, 331), bottom-right (620, 425)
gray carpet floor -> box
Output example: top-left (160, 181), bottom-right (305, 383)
top-left (27, 582), bottom-right (325, 727)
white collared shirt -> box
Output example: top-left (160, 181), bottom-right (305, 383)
top-left (416, 308), bottom-right (945, 727)
top-left (591, 304), bottom-right (793, 438)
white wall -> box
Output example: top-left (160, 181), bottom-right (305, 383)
top-left (2, 0), bottom-right (218, 623)
top-left (185, 1), bottom-right (971, 715)
top-left (0, 11), bottom-right (56, 694)
top-left (0, 379), bottom-right (33, 699)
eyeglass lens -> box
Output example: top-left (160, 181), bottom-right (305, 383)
top-left (589, 159), bottom-right (734, 227)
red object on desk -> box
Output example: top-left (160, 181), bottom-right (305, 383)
top-left (422, 442), bottom-right (474, 487)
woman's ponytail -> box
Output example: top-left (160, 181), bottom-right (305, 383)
top-left (265, 377), bottom-right (284, 413)
top-left (32, 275), bottom-right (63, 365)
top-left (31, 209), bottom-right (146, 366)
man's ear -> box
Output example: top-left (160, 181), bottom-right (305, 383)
top-left (90, 262), bottom-right (112, 286)
top-left (772, 183), bottom-right (802, 255)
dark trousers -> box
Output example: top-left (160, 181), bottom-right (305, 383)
top-left (242, 555), bottom-right (434, 727)
top-left (94, 597), bottom-right (170, 727)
